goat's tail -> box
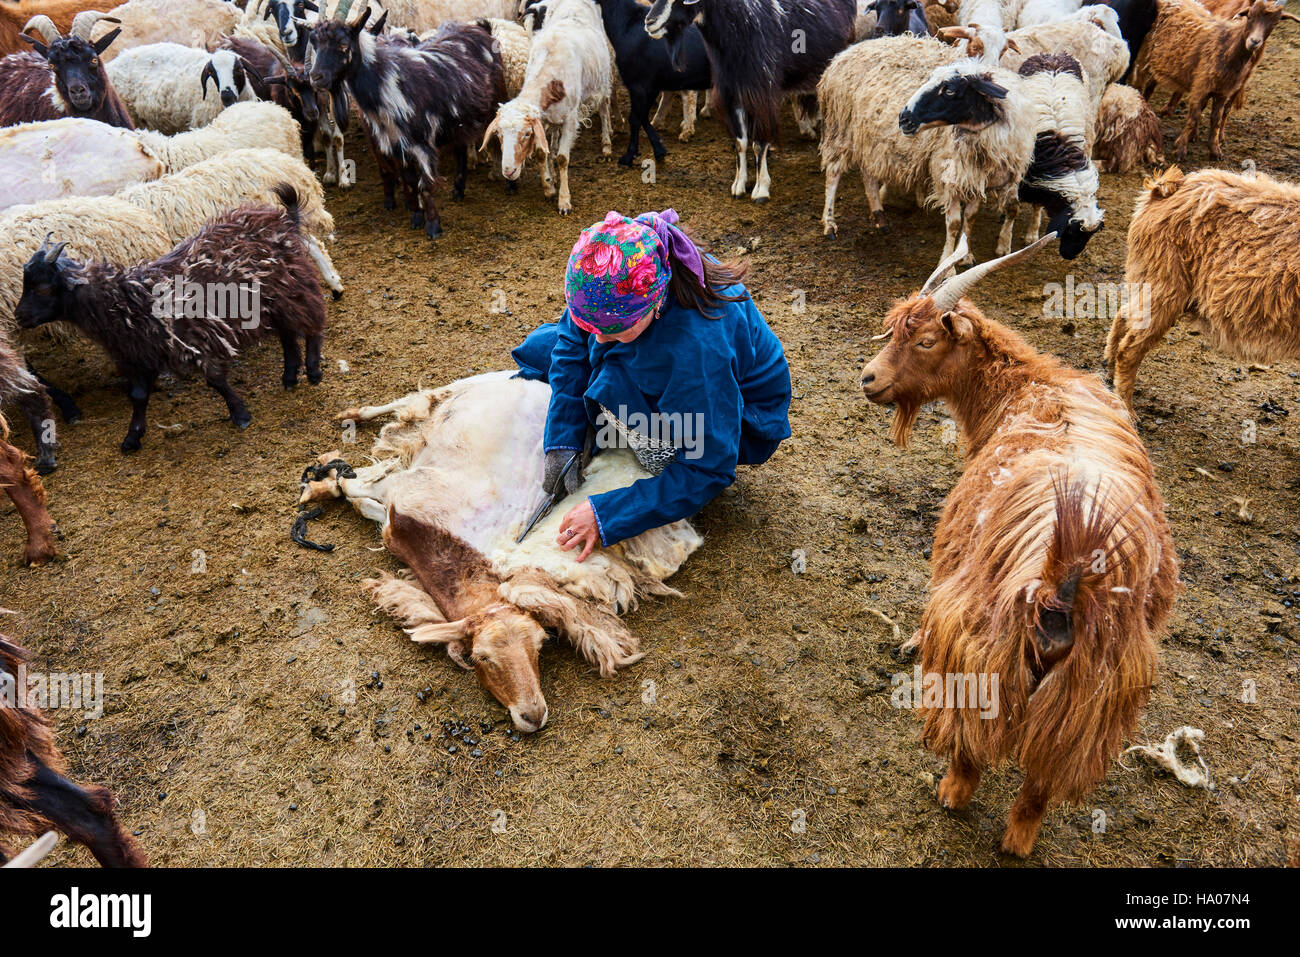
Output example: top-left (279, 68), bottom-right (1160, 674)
top-left (1143, 165), bottom-right (1185, 201)
top-left (273, 182), bottom-right (303, 231)
top-left (1010, 472), bottom-right (1160, 802)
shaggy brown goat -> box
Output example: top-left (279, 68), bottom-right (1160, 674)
top-left (1107, 165), bottom-right (1300, 410)
top-left (1133, 0), bottom-right (1294, 159)
top-left (861, 234), bottom-right (1178, 856)
top-left (0, 413), bottom-right (56, 566)
top-left (0, 633), bottom-right (145, 866)
top-left (15, 185), bottom-right (327, 453)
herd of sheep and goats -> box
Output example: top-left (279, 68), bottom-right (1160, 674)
top-left (0, 0), bottom-right (1294, 866)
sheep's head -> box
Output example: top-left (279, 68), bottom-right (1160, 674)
top-left (16, 235), bottom-right (83, 331)
top-left (899, 61), bottom-right (1009, 135)
top-left (869, 0), bottom-right (927, 38)
top-left (21, 13), bottom-right (121, 114)
top-left (860, 233), bottom-right (1056, 445)
top-left (1238, 1), bottom-right (1294, 52)
top-left (202, 51), bottom-right (267, 108)
top-left (408, 605), bottom-right (549, 733)
top-left (306, 6), bottom-right (369, 93)
top-left (483, 101), bottom-right (549, 181)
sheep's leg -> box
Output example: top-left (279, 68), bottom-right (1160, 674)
top-left (936, 749), bottom-right (982, 811)
top-left (1001, 773), bottom-right (1051, 858)
top-left (280, 331), bottom-right (303, 389)
top-left (863, 171), bottom-right (886, 231)
top-left (959, 200), bottom-right (979, 264)
top-left (730, 106), bottom-right (750, 198)
top-left (599, 94), bottom-right (613, 157)
top-left (0, 436), bottom-right (56, 565)
top-left (305, 334), bottom-right (324, 386)
top-left (940, 198), bottom-right (964, 273)
top-left (1141, 79), bottom-right (1157, 101)
top-left (751, 142), bottom-right (773, 203)
top-left (821, 160), bottom-right (844, 238)
top-left (205, 372), bottom-right (252, 430)
top-left (29, 367), bottom-right (80, 423)
top-left (14, 386), bottom-right (59, 474)
top-left (555, 115), bottom-right (579, 216)
top-left (9, 759), bottom-right (142, 867)
top-left (1024, 207), bottom-right (1042, 244)
top-left (1104, 305), bottom-right (1130, 380)
top-left (679, 91), bottom-right (697, 141)
top-left (452, 145), bottom-right (468, 201)
top-left (541, 130), bottom-right (557, 198)
top-left (121, 374), bottom-right (156, 453)
top-left (996, 199), bottom-right (1018, 257)
top-left (304, 235), bottom-right (344, 301)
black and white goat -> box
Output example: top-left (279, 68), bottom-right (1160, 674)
top-left (643, 0), bottom-right (856, 202)
top-left (596, 0), bottom-right (710, 166)
top-left (306, 6), bottom-right (505, 238)
top-left (220, 35), bottom-right (321, 161)
top-left (14, 186), bottom-right (327, 454)
top-left (0, 12), bottom-right (131, 128)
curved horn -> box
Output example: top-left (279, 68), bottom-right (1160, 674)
top-left (47, 241), bottom-right (69, 263)
top-left (69, 11), bottom-right (120, 41)
top-left (22, 15), bottom-right (61, 44)
top-left (929, 232), bottom-right (1058, 314)
top-left (200, 60), bottom-right (218, 100)
top-left (920, 234), bottom-right (970, 295)
top-left (479, 114), bottom-right (500, 151)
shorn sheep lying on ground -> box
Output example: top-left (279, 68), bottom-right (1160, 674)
top-left (1106, 166), bottom-right (1300, 411)
top-left (0, 632), bottom-right (145, 865)
top-left (0, 412), bottom-right (57, 565)
top-left (15, 186), bottom-right (328, 453)
top-left (860, 233), bottom-right (1178, 856)
top-left (0, 196), bottom-right (175, 472)
top-left (296, 371), bottom-right (703, 733)
top-left (1093, 83), bottom-right (1162, 172)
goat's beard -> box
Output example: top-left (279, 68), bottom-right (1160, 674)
top-left (890, 399), bottom-right (921, 448)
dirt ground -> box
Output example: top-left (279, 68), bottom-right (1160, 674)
top-left (4, 30), bottom-right (1300, 868)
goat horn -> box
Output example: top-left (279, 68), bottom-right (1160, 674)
top-left (920, 234), bottom-right (970, 295)
top-left (929, 232), bottom-right (1058, 314)
top-left (35, 232), bottom-right (54, 257)
top-left (69, 12), bottom-right (120, 41)
top-left (22, 16), bottom-right (61, 44)
top-left (47, 241), bottom-right (69, 263)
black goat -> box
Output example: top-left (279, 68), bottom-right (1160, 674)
top-left (306, 7), bottom-right (505, 239)
top-left (14, 186), bottom-right (327, 454)
top-left (597, 0), bottom-right (711, 166)
top-left (220, 36), bottom-right (321, 161)
top-left (0, 12), bottom-right (131, 128)
top-left (644, 0), bottom-right (856, 202)
top-left (1083, 0), bottom-right (1157, 79)
top-left (867, 0), bottom-right (930, 36)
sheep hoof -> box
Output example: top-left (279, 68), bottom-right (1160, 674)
top-left (752, 195), bottom-right (769, 205)
top-left (872, 211), bottom-right (889, 232)
top-left (823, 225), bottom-right (837, 239)
top-left (331, 289), bottom-right (343, 301)
top-left (505, 180), bottom-right (518, 195)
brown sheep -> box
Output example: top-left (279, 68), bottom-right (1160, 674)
top-left (1107, 165), bottom-right (1300, 410)
top-left (0, 633), bottom-right (145, 866)
top-left (861, 234), bottom-right (1178, 856)
top-left (0, 413), bottom-right (56, 566)
top-left (1133, 0), bottom-right (1295, 159)
top-left (1094, 83), bottom-right (1164, 173)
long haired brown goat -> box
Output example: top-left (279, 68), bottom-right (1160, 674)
top-left (860, 234), bottom-right (1178, 856)
top-left (0, 412), bottom-right (56, 566)
top-left (0, 633), bottom-right (145, 866)
top-left (1107, 165), bottom-right (1300, 411)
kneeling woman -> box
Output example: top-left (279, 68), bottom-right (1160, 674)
top-left (513, 209), bottom-right (792, 561)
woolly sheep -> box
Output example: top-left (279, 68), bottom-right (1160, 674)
top-left (89, 0), bottom-right (241, 62)
top-left (107, 43), bottom-right (263, 133)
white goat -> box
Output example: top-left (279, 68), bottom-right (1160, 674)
top-left (482, 0), bottom-right (612, 215)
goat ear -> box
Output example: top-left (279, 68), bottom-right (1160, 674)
top-left (937, 26), bottom-right (971, 41)
top-left (407, 619), bottom-right (472, 645)
top-left (21, 35), bottom-right (50, 58)
top-left (540, 78), bottom-right (565, 111)
top-left (200, 61), bottom-right (217, 99)
top-left (940, 311), bottom-right (972, 339)
top-left (92, 27), bottom-right (121, 55)
top-left (530, 115), bottom-right (549, 155)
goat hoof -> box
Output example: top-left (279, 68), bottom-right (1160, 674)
top-left (452, 188), bottom-right (465, 201)
top-left (409, 211), bottom-right (425, 229)
top-left (307, 370), bottom-right (323, 386)
top-left (425, 221), bottom-right (443, 240)
top-left (505, 180), bottom-right (518, 195)
top-left (618, 154), bottom-right (635, 168)
top-left (654, 152), bottom-right (668, 164)
top-left (233, 414), bottom-right (252, 430)
top-left (33, 456), bottom-right (56, 476)
top-left (282, 376), bottom-right (299, 390)
top-left (383, 197), bottom-right (396, 211)
top-left (121, 437), bottom-right (141, 453)
top-left (824, 226), bottom-right (837, 239)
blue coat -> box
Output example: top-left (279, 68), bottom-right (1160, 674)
top-left (513, 285), bottom-right (791, 545)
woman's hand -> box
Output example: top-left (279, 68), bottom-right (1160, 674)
top-left (556, 500), bottom-right (600, 562)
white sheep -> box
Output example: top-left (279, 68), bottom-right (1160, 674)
top-left (132, 100), bottom-right (303, 171)
top-left (1001, 5), bottom-right (1128, 113)
top-left (338, 0), bottom-right (520, 32)
top-left (113, 148), bottom-right (343, 297)
top-left (90, 0), bottom-right (241, 62)
top-left (482, 0), bottom-right (612, 215)
top-left (107, 43), bottom-right (263, 133)
top-left (480, 16), bottom-right (531, 99)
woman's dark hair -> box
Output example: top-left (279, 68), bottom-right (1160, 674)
top-left (667, 228), bottom-right (748, 316)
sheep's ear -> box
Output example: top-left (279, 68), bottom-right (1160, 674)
top-left (93, 27), bottom-right (121, 55)
top-left (970, 76), bottom-right (1009, 100)
top-left (200, 61), bottom-right (217, 99)
top-left (302, 0), bottom-right (319, 10)
top-left (940, 311), bottom-right (972, 339)
top-left (529, 115), bottom-right (549, 155)
top-left (243, 61), bottom-right (270, 99)
top-left (1004, 36), bottom-right (1020, 54)
top-left (20, 35), bottom-right (50, 58)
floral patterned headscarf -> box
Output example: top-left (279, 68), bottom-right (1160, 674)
top-left (564, 209), bottom-right (706, 335)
